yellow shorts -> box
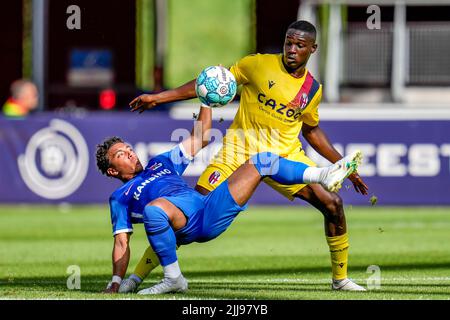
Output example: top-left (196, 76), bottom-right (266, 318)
top-left (197, 149), bottom-right (317, 201)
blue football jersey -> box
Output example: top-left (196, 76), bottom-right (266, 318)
top-left (109, 143), bottom-right (201, 236)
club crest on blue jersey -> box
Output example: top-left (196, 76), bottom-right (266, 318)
top-left (149, 162), bottom-right (163, 171)
top-left (208, 171), bottom-right (221, 185)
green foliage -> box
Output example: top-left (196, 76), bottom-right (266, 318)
top-left (22, 0), bottom-right (33, 79)
top-left (164, 0), bottom-right (255, 89)
top-left (136, 0), bottom-right (155, 90)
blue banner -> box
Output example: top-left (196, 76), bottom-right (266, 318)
top-left (0, 112), bottom-right (449, 205)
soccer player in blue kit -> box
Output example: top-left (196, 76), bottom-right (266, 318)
top-left (96, 104), bottom-right (362, 295)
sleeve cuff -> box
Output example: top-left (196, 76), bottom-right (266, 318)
top-left (178, 143), bottom-right (194, 161)
top-left (113, 228), bottom-right (133, 236)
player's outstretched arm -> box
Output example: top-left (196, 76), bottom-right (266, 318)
top-left (302, 123), bottom-right (343, 162)
top-left (301, 123), bottom-right (369, 195)
top-left (104, 232), bottom-right (131, 293)
top-left (181, 104), bottom-right (212, 158)
top-left (129, 79), bottom-right (197, 113)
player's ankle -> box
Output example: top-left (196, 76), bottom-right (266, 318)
top-left (333, 278), bottom-right (347, 283)
top-left (130, 273), bottom-right (143, 284)
top-left (302, 167), bottom-right (328, 184)
top-left (163, 261), bottom-right (182, 279)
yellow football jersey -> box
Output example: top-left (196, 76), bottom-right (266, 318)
top-left (212, 53), bottom-right (322, 166)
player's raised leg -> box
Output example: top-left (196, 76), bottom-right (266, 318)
top-left (227, 151), bottom-right (362, 207)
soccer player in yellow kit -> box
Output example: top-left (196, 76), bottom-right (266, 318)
top-left (125, 20), bottom-right (369, 292)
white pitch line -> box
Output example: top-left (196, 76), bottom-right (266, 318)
top-left (189, 277), bottom-right (450, 283)
top-left (1, 277), bottom-right (449, 286)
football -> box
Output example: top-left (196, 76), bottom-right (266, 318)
top-left (195, 66), bottom-right (237, 108)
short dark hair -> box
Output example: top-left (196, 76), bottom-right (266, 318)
top-left (96, 136), bottom-right (124, 175)
top-left (287, 20), bottom-right (316, 40)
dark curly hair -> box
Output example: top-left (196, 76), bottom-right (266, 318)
top-left (95, 136), bottom-right (124, 175)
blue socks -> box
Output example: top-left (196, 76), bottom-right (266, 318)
top-left (143, 205), bottom-right (177, 267)
top-left (251, 152), bottom-right (309, 185)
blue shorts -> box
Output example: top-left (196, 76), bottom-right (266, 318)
top-left (163, 180), bottom-right (247, 246)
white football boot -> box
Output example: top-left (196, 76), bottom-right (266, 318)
top-left (322, 150), bottom-right (362, 193)
top-left (137, 274), bottom-right (188, 295)
top-left (118, 277), bottom-right (139, 293)
top-left (332, 278), bottom-right (367, 291)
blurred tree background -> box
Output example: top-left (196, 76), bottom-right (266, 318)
top-left (164, 0), bottom-right (255, 88)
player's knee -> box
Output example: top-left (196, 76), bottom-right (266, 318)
top-left (325, 194), bottom-right (344, 216)
top-left (250, 152), bottom-right (278, 176)
top-left (250, 151), bottom-right (274, 164)
top-left (143, 205), bottom-right (169, 231)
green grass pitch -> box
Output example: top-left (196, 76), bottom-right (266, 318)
top-left (0, 205), bottom-right (449, 300)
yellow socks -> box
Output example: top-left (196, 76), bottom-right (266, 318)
top-left (133, 246), bottom-right (160, 280)
top-left (326, 233), bottom-right (349, 281)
